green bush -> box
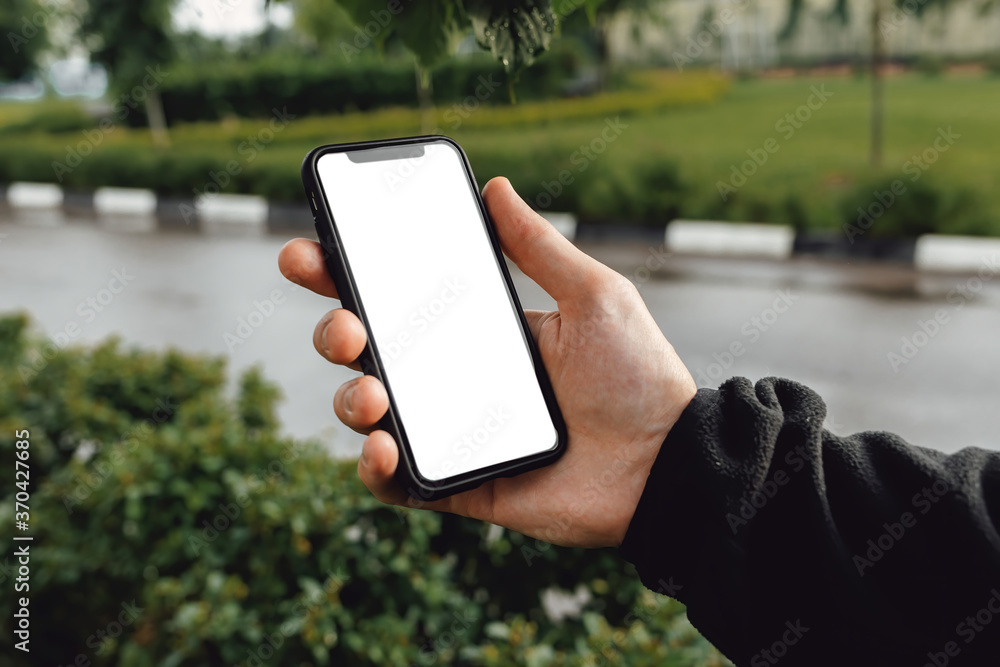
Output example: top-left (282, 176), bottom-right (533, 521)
top-left (147, 49), bottom-right (583, 127)
top-left (838, 175), bottom-right (992, 239)
top-left (0, 103), bottom-right (96, 135)
top-left (0, 314), bottom-right (728, 666)
top-left (577, 157), bottom-right (689, 225)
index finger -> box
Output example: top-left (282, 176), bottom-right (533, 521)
top-left (278, 238), bottom-right (339, 299)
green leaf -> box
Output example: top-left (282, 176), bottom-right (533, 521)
top-left (466, 0), bottom-right (556, 74)
top-left (338, 0), bottom-right (470, 68)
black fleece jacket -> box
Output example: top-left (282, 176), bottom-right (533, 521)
top-left (619, 377), bottom-right (1000, 666)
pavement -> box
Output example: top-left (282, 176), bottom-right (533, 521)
top-left (2, 210), bottom-right (998, 456)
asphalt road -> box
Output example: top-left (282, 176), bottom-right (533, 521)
top-left (3, 211), bottom-right (998, 455)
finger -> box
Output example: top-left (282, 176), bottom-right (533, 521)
top-left (522, 308), bottom-right (556, 342)
top-left (278, 238), bottom-right (339, 299)
top-left (313, 308), bottom-right (367, 370)
top-left (334, 375), bottom-right (389, 434)
top-left (483, 177), bottom-right (605, 304)
top-left (357, 430), bottom-right (409, 505)
top-left (356, 430), bottom-right (493, 518)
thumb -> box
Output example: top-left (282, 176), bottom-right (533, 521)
top-left (483, 177), bottom-right (603, 305)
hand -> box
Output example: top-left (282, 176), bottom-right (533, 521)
top-left (278, 177), bottom-right (696, 548)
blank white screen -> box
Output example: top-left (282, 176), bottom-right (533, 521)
top-left (316, 141), bottom-right (557, 481)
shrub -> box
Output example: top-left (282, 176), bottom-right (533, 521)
top-left (577, 157), bottom-right (689, 225)
top-left (0, 314), bottom-right (727, 666)
top-left (0, 103), bottom-right (96, 135)
top-left (838, 176), bottom-right (991, 240)
top-left (143, 48), bottom-right (584, 127)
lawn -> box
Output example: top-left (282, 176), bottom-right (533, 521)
top-left (2, 71), bottom-right (998, 235)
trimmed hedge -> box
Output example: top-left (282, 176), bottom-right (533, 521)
top-left (142, 49), bottom-right (585, 127)
top-left (0, 313), bottom-right (729, 666)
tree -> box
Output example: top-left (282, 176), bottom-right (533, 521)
top-left (781, 0), bottom-right (960, 167)
top-left (78, 0), bottom-right (176, 146)
top-left (277, 0), bottom-right (599, 96)
top-left (1, 0), bottom-right (52, 82)
top-left (561, 0), bottom-right (664, 91)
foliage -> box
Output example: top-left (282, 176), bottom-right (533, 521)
top-left (148, 48), bottom-right (583, 126)
top-left (0, 69), bottom-right (729, 204)
top-left (837, 175), bottom-right (991, 239)
top-left (3, 73), bottom-right (999, 237)
top-left (77, 0), bottom-right (177, 92)
top-left (0, 314), bottom-right (727, 666)
top-left (274, 0), bottom-right (602, 74)
top-left (0, 102), bottom-right (96, 135)
top-left (0, 0), bottom-right (51, 81)
top-left (578, 155), bottom-right (689, 225)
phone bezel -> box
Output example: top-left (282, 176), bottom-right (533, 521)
top-left (302, 135), bottom-right (567, 501)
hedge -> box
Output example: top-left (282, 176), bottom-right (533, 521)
top-left (140, 49), bottom-right (585, 127)
top-left (0, 313), bottom-right (730, 666)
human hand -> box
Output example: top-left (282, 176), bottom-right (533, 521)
top-left (278, 177), bottom-right (696, 548)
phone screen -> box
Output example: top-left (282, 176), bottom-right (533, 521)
top-left (315, 139), bottom-right (558, 482)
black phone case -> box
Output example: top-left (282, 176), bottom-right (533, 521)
top-left (301, 135), bottom-right (567, 501)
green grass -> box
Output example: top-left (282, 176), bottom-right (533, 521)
top-left (453, 72), bottom-right (1000, 230)
top-left (2, 71), bottom-right (999, 234)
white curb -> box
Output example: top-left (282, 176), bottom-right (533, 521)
top-left (94, 187), bottom-right (157, 216)
top-left (7, 182), bottom-right (63, 209)
top-left (666, 220), bottom-right (795, 259)
top-left (195, 194), bottom-right (268, 226)
top-left (541, 212), bottom-right (577, 240)
top-left (914, 235), bottom-right (1000, 273)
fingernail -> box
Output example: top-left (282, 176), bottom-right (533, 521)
top-left (320, 318), bottom-right (332, 356)
top-left (360, 442), bottom-right (369, 466)
top-left (344, 385), bottom-right (355, 414)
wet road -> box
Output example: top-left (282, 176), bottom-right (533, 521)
top-left (2, 211), bottom-right (998, 455)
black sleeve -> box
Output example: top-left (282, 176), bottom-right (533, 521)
top-left (619, 377), bottom-right (1000, 666)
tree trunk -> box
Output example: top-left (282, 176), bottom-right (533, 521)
top-left (870, 0), bottom-right (885, 167)
top-left (414, 62), bottom-right (434, 133)
top-left (595, 14), bottom-right (611, 92)
top-left (145, 88), bottom-right (170, 148)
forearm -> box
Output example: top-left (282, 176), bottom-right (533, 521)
top-left (620, 377), bottom-right (1000, 665)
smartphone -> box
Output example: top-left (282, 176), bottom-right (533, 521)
top-left (302, 136), bottom-right (566, 501)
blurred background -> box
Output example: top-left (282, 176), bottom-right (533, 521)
top-left (1, 0), bottom-right (999, 664)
